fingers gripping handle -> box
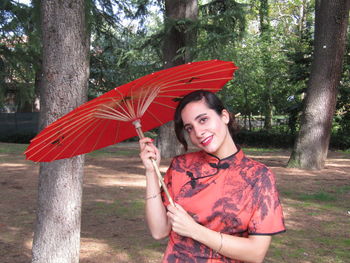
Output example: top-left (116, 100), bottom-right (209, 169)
top-left (133, 120), bottom-right (175, 206)
top-left (150, 158), bottom-right (175, 206)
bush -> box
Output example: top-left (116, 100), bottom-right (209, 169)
top-left (236, 130), bottom-right (295, 149)
top-left (236, 130), bottom-right (350, 150)
top-left (0, 132), bottom-right (36, 144)
top-left (330, 133), bottom-right (350, 150)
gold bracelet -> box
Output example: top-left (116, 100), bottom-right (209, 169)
top-left (215, 232), bottom-right (223, 255)
top-left (145, 192), bottom-right (161, 200)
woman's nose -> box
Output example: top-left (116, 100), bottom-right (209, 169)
top-left (193, 126), bottom-right (204, 138)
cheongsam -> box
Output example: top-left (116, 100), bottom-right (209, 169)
top-left (160, 147), bottom-right (286, 263)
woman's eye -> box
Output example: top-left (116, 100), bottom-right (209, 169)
top-left (199, 117), bottom-right (208, 123)
top-left (185, 126), bottom-right (192, 133)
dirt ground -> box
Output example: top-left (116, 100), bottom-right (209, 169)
top-left (0, 142), bottom-right (349, 263)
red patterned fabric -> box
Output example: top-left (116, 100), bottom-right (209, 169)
top-left (161, 148), bottom-right (285, 263)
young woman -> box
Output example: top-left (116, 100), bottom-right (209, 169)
top-left (139, 90), bottom-right (285, 263)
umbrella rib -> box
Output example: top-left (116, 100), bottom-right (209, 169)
top-left (97, 102), bottom-right (134, 121)
top-left (25, 112), bottom-right (96, 155)
top-left (148, 67), bottom-right (234, 92)
top-left (113, 89), bottom-right (137, 120)
top-left (136, 62), bottom-right (226, 89)
top-left (29, 103), bottom-right (102, 142)
top-left (140, 86), bottom-right (161, 116)
top-left (94, 107), bottom-right (131, 121)
top-left (34, 117), bottom-right (98, 160)
top-left (158, 76), bottom-right (234, 92)
top-left (93, 113), bottom-right (129, 121)
top-left (86, 117), bottom-right (112, 155)
top-left (146, 109), bottom-right (169, 126)
top-left (28, 112), bottom-right (97, 154)
top-left (136, 61), bottom-right (217, 89)
top-left (150, 101), bottom-right (177, 110)
top-left (157, 78), bottom-right (234, 93)
top-left (113, 119), bottom-right (121, 144)
top-left (30, 116), bottom-right (100, 161)
top-left (136, 85), bottom-right (151, 117)
top-left (51, 117), bottom-right (105, 161)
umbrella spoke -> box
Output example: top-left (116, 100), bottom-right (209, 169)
top-left (25, 112), bottom-right (96, 154)
top-left (50, 117), bottom-right (106, 161)
top-left (81, 118), bottom-right (113, 156)
top-left (138, 86), bottom-right (161, 116)
top-left (157, 77), bottom-right (234, 93)
top-left (95, 106), bottom-right (131, 122)
top-left (30, 103), bottom-right (103, 142)
top-left (28, 116), bottom-right (100, 161)
top-left (113, 89), bottom-right (138, 120)
top-left (150, 101), bottom-right (177, 110)
top-left (113, 120), bottom-right (121, 144)
top-left (146, 109), bottom-right (167, 126)
top-left (134, 62), bottom-right (231, 91)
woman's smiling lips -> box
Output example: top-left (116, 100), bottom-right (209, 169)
top-left (201, 135), bottom-right (213, 146)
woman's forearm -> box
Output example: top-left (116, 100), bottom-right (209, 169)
top-left (145, 171), bottom-right (171, 239)
top-left (191, 223), bottom-right (271, 263)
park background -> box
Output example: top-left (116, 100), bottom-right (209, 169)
top-left (0, 0), bottom-right (349, 262)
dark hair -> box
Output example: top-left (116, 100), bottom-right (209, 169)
top-left (174, 90), bottom-right (239, 151)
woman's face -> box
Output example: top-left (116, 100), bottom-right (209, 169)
top-left (181, 99), bottom-right (234, 158)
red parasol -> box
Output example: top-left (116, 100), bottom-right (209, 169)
top-left (25, 60), bottom-right (238, 205)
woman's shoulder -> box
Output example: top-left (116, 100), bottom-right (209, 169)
top-left (240, 154), bottom-right (275, 178)
top-left (170, 151), bottom-right (209, 167)
top-left (172, 150), bottom-right (204, 162)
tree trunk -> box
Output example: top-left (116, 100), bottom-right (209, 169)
top-left (263, 84), bottom-right (273, 130)
top-left (258, 0), bottom-right (274, 131)
top-left (31, 0), bottom-right (89, 262)
top-left (158, 0), bottom-right (198, 158)
top-left (287, 0), bottom-right (350, 170)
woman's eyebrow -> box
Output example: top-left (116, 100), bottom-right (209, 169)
top-left (183, 113), bottom-right (207, 127)
top-left (194, 113), bottom-right (207, 121)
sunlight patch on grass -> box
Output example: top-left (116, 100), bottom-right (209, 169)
top-left (80, 237), bottom-right (130, 262)
top-left (0, 163), bottom-right (28, 167)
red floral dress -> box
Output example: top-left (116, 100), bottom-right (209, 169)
top-left (161, 148), bottom-right (285, 263)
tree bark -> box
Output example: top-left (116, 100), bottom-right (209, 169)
top-left (287, 0), bottom-right (350, 170)
top-left (158, 0), bottom-right (198, 158)
top-left (31, 0), bottom-right (89, 262)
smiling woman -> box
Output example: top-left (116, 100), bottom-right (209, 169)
top-left (139, 90), bottom-right (286, 263)
top-left (175, 91), bottom-right (238, 159)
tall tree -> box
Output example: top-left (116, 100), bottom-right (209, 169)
top-left (157, 0), bottom-right (198, 158)
top-left (31, 0), bottom-right (90, 262)
top-left (287, 0), bottom-right (350, 170)
top-left (258, 0), bottom-right (273, 130)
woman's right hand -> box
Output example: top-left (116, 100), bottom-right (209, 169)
top-left (139, 137), bottom-right (161, 172)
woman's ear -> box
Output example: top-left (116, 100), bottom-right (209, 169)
top-left (221, 109), bottom-right (230, 124)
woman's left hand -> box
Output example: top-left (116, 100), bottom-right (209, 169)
top-left (167, 203), bottom-right (199, 238)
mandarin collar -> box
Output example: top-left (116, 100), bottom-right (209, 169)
top-left (201, 146), bottom-right (244, 167)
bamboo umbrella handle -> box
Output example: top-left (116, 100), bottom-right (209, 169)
top-left (133, 121), bottom-right (175, 206)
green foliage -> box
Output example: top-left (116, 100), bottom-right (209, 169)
top-left (0, 0), bottom-right (41, 112)
top-left (195, 0), bottom-right (247, 58)
top-left (334, 31), bottom-right (350, 141)
top-left (1, 0), bottom-right (350, 147)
